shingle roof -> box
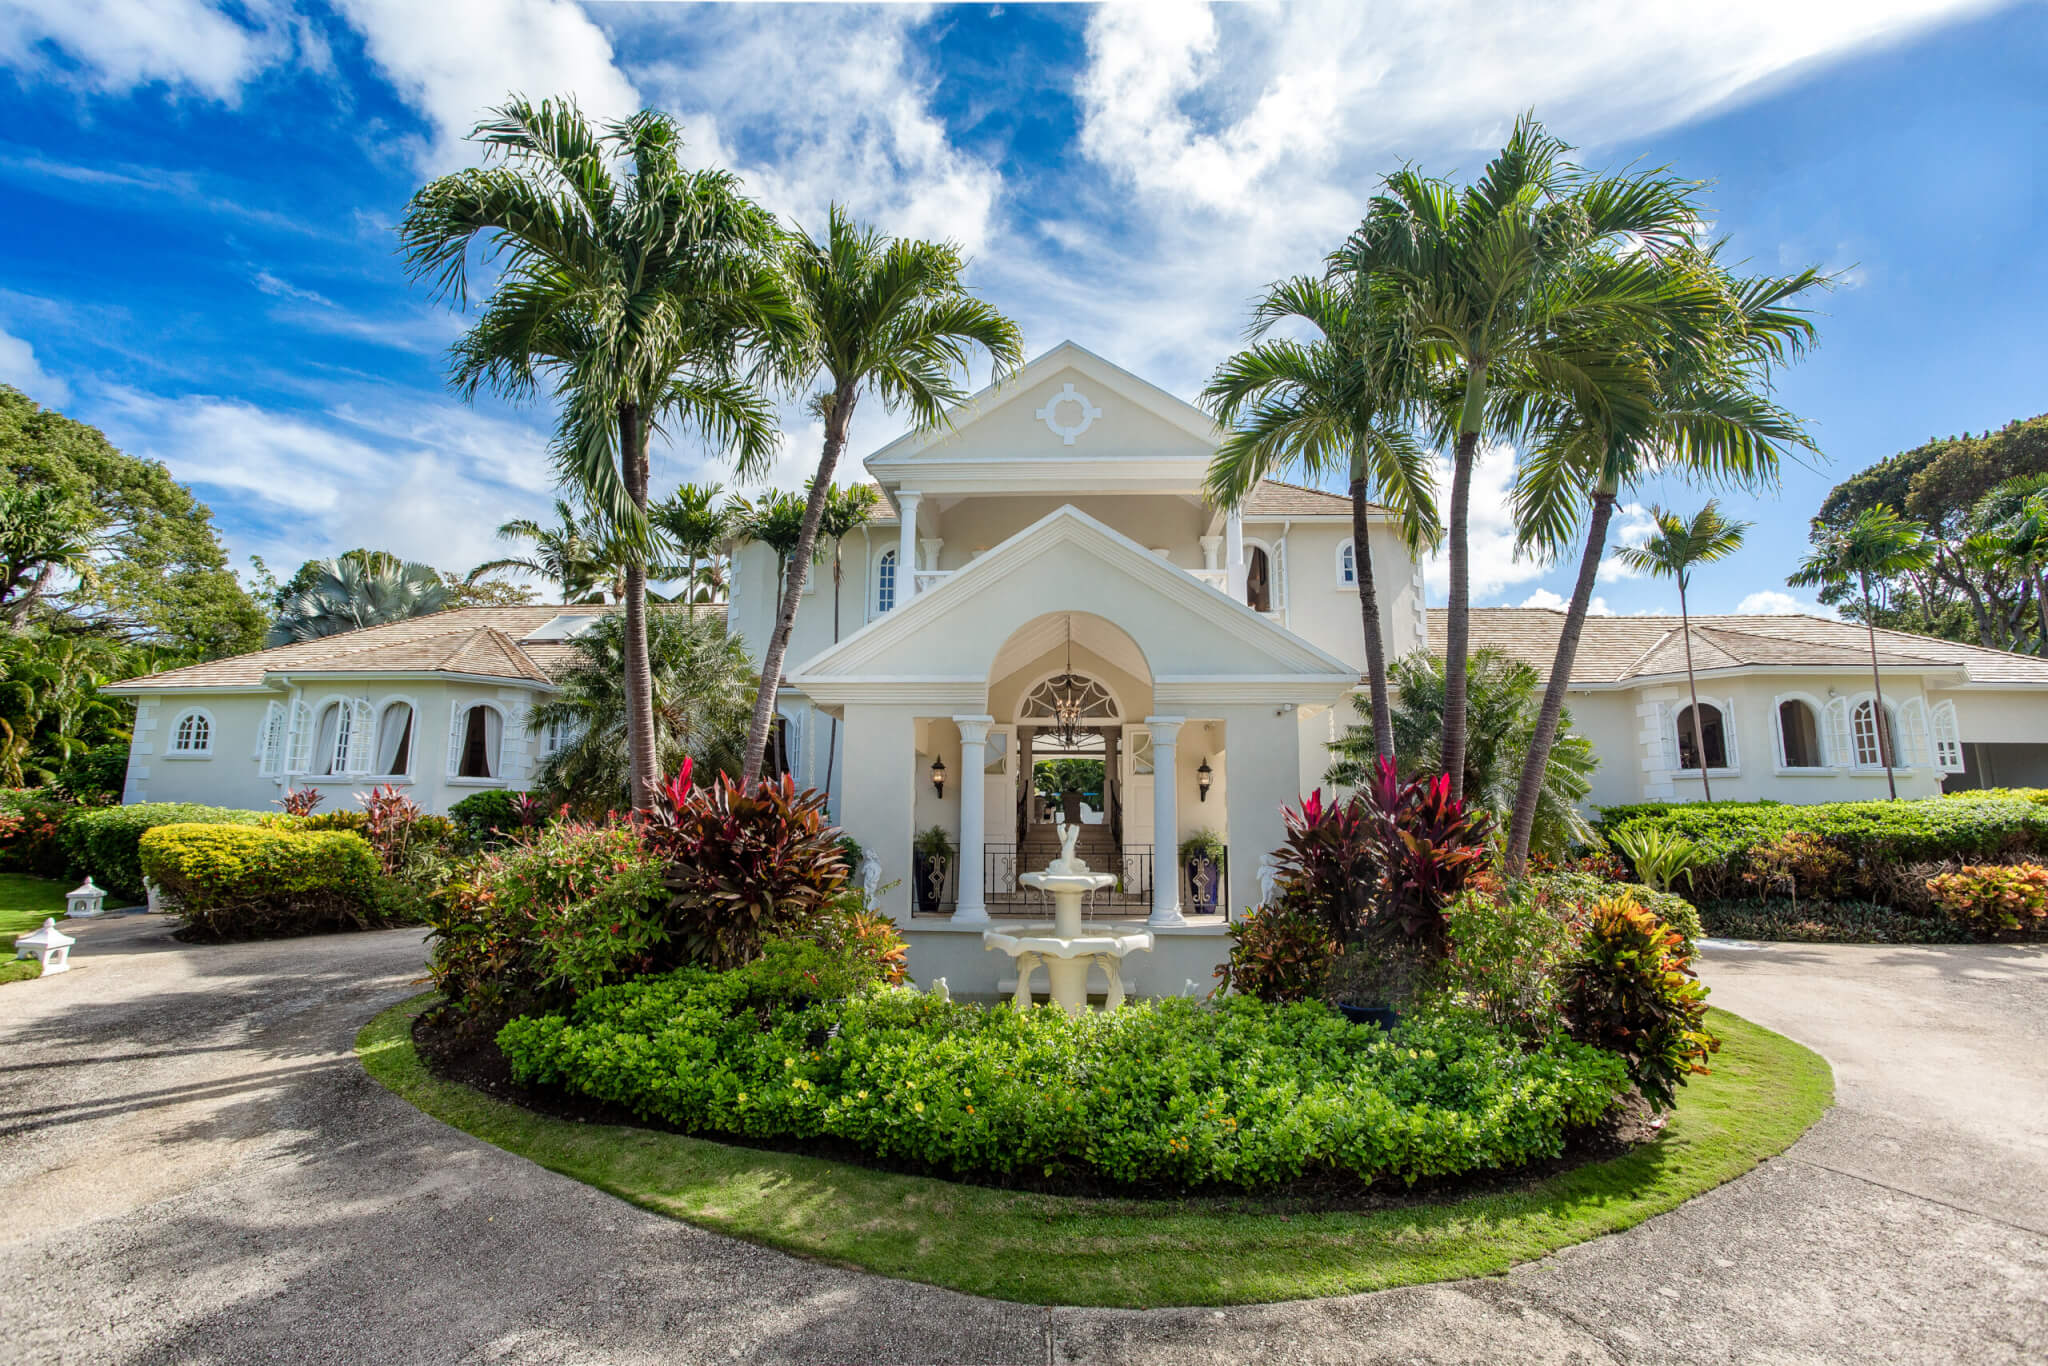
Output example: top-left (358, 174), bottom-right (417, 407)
top-left (1434, 607), bottom-right (2048, 687)
top-left (106, 604), bottom-right (725, 692)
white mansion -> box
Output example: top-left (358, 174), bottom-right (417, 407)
top-left (109, 343), bottom-right (2048, 990)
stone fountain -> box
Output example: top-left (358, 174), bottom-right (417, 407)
top-left (982, 820), bottom-right (1154, 1015)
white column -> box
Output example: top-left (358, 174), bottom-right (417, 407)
top-left (1147, 715), bottom-right (1186, 927)
top-left (953, 715), bottom-right (993, 925)
top-left (897, 490), bottom-right (921, 601)
top-left (1225, 509), bottom-right (1247, 602)
top-left (920, 537), bottom-right (944, 589)
top-left (1200, 534), bottom-right (1222, 571)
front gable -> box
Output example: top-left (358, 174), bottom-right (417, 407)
top-left (790, 505), bottom-right (1357, 708)
top-left (864, 342), bottom-right (1222, 497)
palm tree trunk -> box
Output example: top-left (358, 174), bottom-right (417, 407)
top-left (619, 404), bottom-right (659, 811)
top-left (685, 550), bottom-right (697, 620)
top-left (824, 540), bottom-right (845, 812)
top-left (1349, 471), bottom-right (1394, 765)
top-left (1504, 488), bottom-right (1615, 874)
top-left (1678, 582), bottom-right (1713, 803)
top-left (1440, 428), bottom-right (1480, 803)
top-left (741, 383), bottom-right (856, 785)
top-left (2033, 569), bottom-right (2048, 653)
top-left (1862, 573), bottom-right (1898, 800)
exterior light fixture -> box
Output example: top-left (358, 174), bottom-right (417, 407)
top-left (1045, 616), bottom-right (1089, 749)
top-left (66, 877), bottom-right (106, 919)
top-left (931, 754), bottom-right (947, 798)
top-left (1197, 758), bottom-right (1213, 802)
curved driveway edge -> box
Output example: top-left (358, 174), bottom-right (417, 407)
top-left (2, 916), bottom-right (2043, 1364)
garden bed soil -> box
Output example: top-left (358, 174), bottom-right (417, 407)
top-left (413, 1005), bottom-right (1663, 1213)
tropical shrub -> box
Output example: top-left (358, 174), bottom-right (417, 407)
top-left (1359, 758), bottom-right (1490, 954)
top-left (275, 787), bottom-right (323, 817)
top-left (56, 741), bottom-right (129, 805)
top-left (0, 788), bottom-right (73, 876)
top-left (804, 897), bottom-right (910, 986)
top-left (1701, 898), bottom-right (1964, 945)
top-left (1268, 788), bottom-right (1378, 942)
top-left (1740, 830), bottom-right (1852, 906)
top-left (426, 820), bottom-right (668, 1014)
top-left (1560, 891), bottom-right (1717, 1111)
top-left (645, 762), bottom-right (849, 969)
top-left (1525, 870), bottom-right (1703, 951)
top-left (1217, 902), bottom-right (1336, 1003)
top-left (449, 789), bottom-right (539, 846)
top-left (1608, 824), bottom-right (1706, 894)
top-left (61, 801), bottom-right (268, 901)
top-left (138, 822), bottom-right (388, 939)
top-left (1322, 940), bottom-right (1436, 1012)
top-left (1437, 886), bottom-right (1583, 1040)
top-left (1925, 863), bottom-right (2048, 935)
top-left (497, 971), bottom-right (1628, 1192)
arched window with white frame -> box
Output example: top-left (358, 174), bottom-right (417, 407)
top-left (1336, 539), bottom-right (1357, 587)
top-left (1850, 697), bottom-right (1900, 768)
top-left (1670, 699), bottom-right (1737, 772)
top-left (1773, 695), bottom-right (1826, 770)
top-left (448, 702), bottom-right (505, 781)
top-left (875, 548), bottom-right (897, 616)
top-left (373, 700), bottom-right (416, 777)
top-left (1930, 699), bottom-right (1965, 773)
top-left (304, 698), bottom-right (374, 777)
top-left (169, 708), bottom-right (213, 757)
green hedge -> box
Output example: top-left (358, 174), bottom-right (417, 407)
top-left (61, 802), bottom-right (269, 901)
top-left (1596, 794), bottom-right (2048, 902)
top-left (448, 789), bottom-right (533, 845)
top-left (497, 950), bottom-right (1628, 1193)
top-left (138, 822), bottom-right (388, 939)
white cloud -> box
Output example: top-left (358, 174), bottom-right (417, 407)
top-left (330, 0), bottom-right (642, 171)
top-left (252, 270), bottom-right (333, 308)
top-left (0, 325), bottom-right (69, 406)
top-left (1737, 589), bottom-right (1837, 618)
top-left (1421, 441), bottom-right (1553, 602)
top-left (1597, 502), bottom-right (1658, 579)
top-left (1517, 588), bottom-right (1616, 616)
top-left (0, 0), bottom-right (296, 102)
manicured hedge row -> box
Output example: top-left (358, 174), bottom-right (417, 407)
top-left (1596, 794), bottom-right (2048, 902)
top-left (138, 822), bottom-right (388, 939)
top-left (61, 802), bottom-right (270, 902)
top-left (498, 950), bottom-right (1628, 1193)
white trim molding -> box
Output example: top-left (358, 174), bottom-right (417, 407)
top-left (166, 707), bottom-right (215, 759)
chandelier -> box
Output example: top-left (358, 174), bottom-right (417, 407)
top-left (1044, 618), bottom-right (1090, 749)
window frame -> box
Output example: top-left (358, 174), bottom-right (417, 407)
top-left (1335, 539), bottom-right (1357, 588)
top-left (1848, 694), bottom-right (1911, 772)
top-left (167, 707), bottom-right (215, 759)
top-left (1670, 697), bottom-right (1739, 777)
top-left (447, 700), bottom-right (510, 785)
top-left (875, 547), bottom-right (897, 616)
top-left (372, 696), bottom-right (419, 780)
top-left (1770, 692), bottom-right (1831, 772)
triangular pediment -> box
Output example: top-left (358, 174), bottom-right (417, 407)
top-left (790, 505), bottom-right (1358, 702)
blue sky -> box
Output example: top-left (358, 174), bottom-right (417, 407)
top-left (0, 0), bottom-right (2041, 617)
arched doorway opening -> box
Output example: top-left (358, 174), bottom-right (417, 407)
top-left (1246, 545), bottom-right (1272, 612)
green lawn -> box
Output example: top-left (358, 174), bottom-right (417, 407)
top-left (358, 998), bottom-right (1831, 1308)
top-left (0, 873), bottom-right (72, 984)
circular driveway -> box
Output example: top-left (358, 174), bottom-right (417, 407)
top-left (2, 916), bottom-right (2043, 1365)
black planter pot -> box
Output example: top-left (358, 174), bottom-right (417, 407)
top-left (913, 854), bottom-right (949, 915)
top-left (1337, 1004), bottom-right (1402, 1031)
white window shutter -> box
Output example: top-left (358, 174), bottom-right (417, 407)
top-left (1658, 703), bottom-right (1680, 771)
top-left (344, 699), bottom-right (375, 775)
top-left (1898, 698), bottom-right (1930, 768)
top-left (257, 701), bottom-right (287, 776)
top-left (1931, 700), bottom-right (1965, 773)
top-left (501, 706), bottom-right (526, 784)
top-left (284, 700), bottom-right (314, 774)
top-left (1771, 698), bottom-right (1789, 769)
top-left (1720, 701), bottom-right (1740, 771)
top-left (1823, 696), bottom-right (1853, 769)
top-left (447, 704), bottom-right (469, 778)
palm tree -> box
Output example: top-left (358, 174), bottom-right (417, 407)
top-left (1788, 506), bottom-right (1937, 799)
top-left (1326, 648), bottom-right (1597, 854)
top-left (1337, 114), bottom-right (1702, 802)
top-left (0, 484), bottom-right (102, 630)
top-left (1972, 474), bottom-right (2048, 651)
top-left (401, 96), bottom-right (789, 810)
top-left (267, 555), bottom-right (453, 645)
top-left (467, 498), bottom-right (626, 603)
top-left (729, 490), bottom-right (810, 598)
top-left (528, 610), bottom-right (753, 812)
top-left (1202, 273), bottom-right (1440, 763)
top-left (651, 482), bottom-right (730, 615)
top-left (817, 481), bottom-right (879, 804)
top-left (738, 205), bottom-right (1023, 784)
top-left (1611, 502), bottom-right (1752, 802)
top-left (1498, 250), bottom-right (1821, 871)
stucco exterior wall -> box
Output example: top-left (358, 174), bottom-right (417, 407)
top-left (1249, 520), bottom-right (1424, 671)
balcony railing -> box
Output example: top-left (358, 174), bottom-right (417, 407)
top-left (1189, 568), bottom-right (1228, 592)
top-left (912, 570), bottom-right (954, 595)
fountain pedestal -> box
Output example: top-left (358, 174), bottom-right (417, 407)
top-left (981, 823), bottom-right (1154, 1015)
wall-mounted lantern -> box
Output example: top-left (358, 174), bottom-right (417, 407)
top-left (1197, 758), bottom-right (1213, 802)
top-left (930, 754), bottom-right (947, 799)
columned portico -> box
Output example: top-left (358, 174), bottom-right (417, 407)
top-left (897, 490), bottom-right (922, 601)
top-left (1146, 715), bottom-right (1186, 926)
top-left (953, 714), bottom-right (993, 924)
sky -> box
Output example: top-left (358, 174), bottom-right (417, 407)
top-left (0, 0), bottom-right (2042, 617)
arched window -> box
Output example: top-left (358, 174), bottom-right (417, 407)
top-left (876, 548), bottom-right (897, 615)
top-left (1852, 698), bottom-right (1897, 768)
top-left (1776, 699), bottom-right (1824, 769)
top-left (170, 709), bottom-right (212, 756)
top-left (1337, 540), bottom-right (1357, 586)
top-left (451, 703), bottom-right (503, 780)
top-left (311, 701), bottom-right (350, 777)
top-left (1675, 702), bottom-right (1730, 771)
top-left (374, 701), bottom-right (414, 777)
top-left (1246, 545), bottom-right (1272, 612)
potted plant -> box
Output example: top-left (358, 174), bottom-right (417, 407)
top-left (1179, 830), bottom-right (1227, 916)
top-left (1324, 942), bottom-right (1433, 1030)
top-left (913, 825), bottom-right (955, 915)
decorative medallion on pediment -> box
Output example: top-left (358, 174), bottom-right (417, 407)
top-left (1034, 382), bottom-right (1102, 445)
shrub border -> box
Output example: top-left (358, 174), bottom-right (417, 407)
top-left (358, 994), bottom-right (1831, 1308)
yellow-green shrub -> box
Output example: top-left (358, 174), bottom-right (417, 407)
top-left (1925, 863), bottom-right (2048, 935)
top-left (139, 822), bottom-right (388, 939)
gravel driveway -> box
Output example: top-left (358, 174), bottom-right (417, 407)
top-left (2, 916), bottom-right (2043, 1365)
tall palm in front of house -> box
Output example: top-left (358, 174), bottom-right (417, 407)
top-left (468, 499), bottom-right (630, 603)
top-left (817, 481), bottom-right (880, 804)
top-left (1202, 272), bottom-right (1441, 764)
top-left (401, 97), bottom-right (790, 810)
top-left (652, 482), bottom-right (730, 614)
top-left (267, 554), bottom-right (453, 645)
top-left (739, 205), bottom-right (1023, 785)
top-left (1497, 248), bottom-right (1823, 872)
top-left (1338, 114), bottom-right (1702, 803)
top-left (729, 490), bottom-right (809, 598)
top-left (1612, 502), bottom-right (1752, 803)
top-left (1789, 506), bottom-right (1936, 800)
